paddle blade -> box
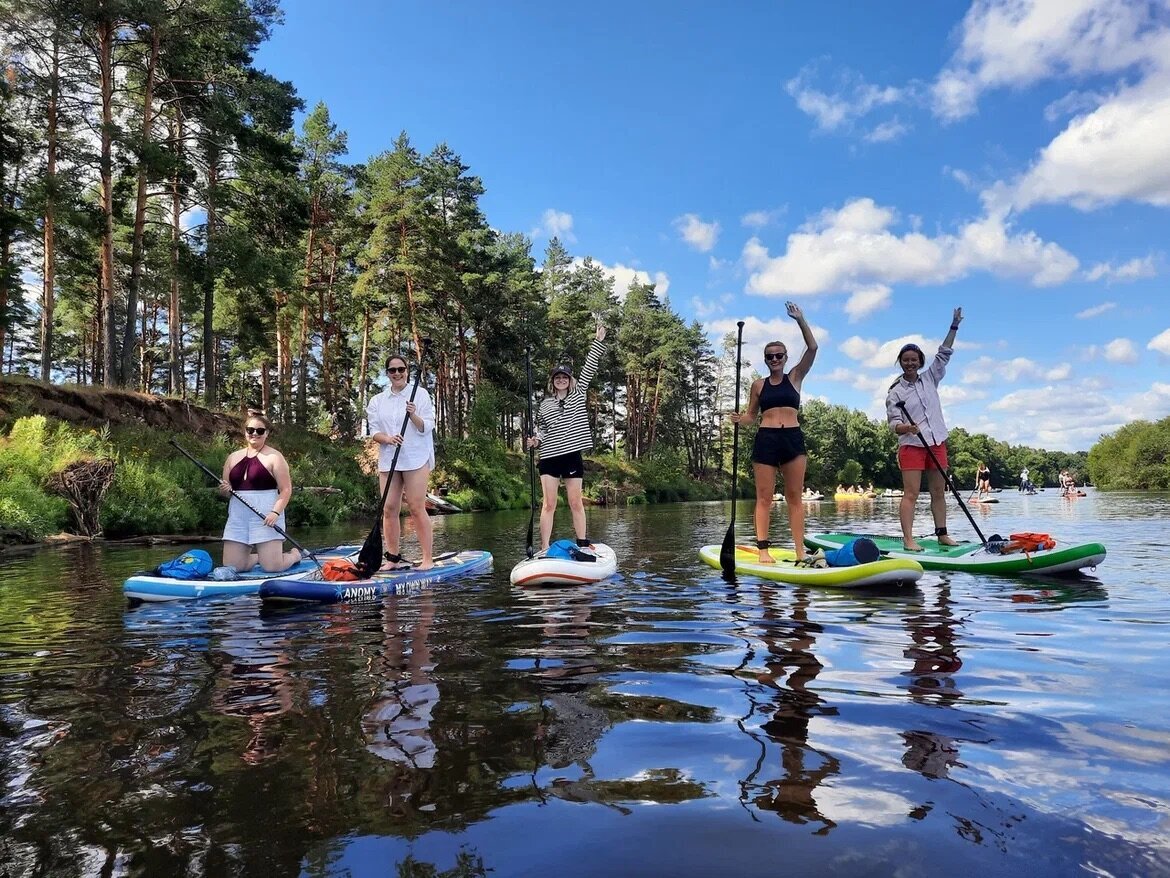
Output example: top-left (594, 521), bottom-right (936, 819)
top-left (719, 523), bottom-right (736, 574)
top-left (355, 522), bottom-right (383, 577)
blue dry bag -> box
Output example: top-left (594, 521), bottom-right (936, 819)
top-left (545, 539), bottom-right (596, 562)
top-left (824, 538), bottom-right (880, 567)
top-left (156, 549), bottom-right (214, 580)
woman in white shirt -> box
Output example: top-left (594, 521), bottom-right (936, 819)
top-left (366, 354), bottom-right (436, 570)
top-left (885, 308), bottom-right (963, 552)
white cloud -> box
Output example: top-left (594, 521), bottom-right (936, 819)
top-left (931, 0), bottom-right (1163, 121)
top-left (787, 62), bottom-right (907, 132)
top-left (862, 118), bottom-right (910, 143)
top-left (1104, 337), bottom-right (1139, 363)
top-left (1076, 301), bottom-right (1117, 318)
top-left (673, 213), bottom-right (721, 253)
top-left (741, 208), bottom-right (785, 229)
top-left (960, 355), bottom-right (1074, 383)
top-left (706, 315), bottom-right (829, 368)
top-left (1084, 255), bottom-right (1157, 283)
top-left (984, 379), bottom-right (1170, 450)
top-left (843, 285), bottom-right (891, 321)
top-left (534, 208), bottom-right (576, 243)
top-left (1146, 327), bottom-right (1170, 355)
top-left (577, 259), bottom-right (669, 300)
top-left (742, 197), bottom-right (1078, 297)
top-left (1013, 84), bottom-right (1170, 210)
top-left (1044, 89), bottom-right (1109, 121)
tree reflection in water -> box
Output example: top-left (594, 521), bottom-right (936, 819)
top-left (740, 584), bottom-right (840, 833)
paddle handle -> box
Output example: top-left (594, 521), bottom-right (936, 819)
top-left (524, 345), bottom-right (536, 559)
top-left (894, 402), bottom-right (988, 546)
top-left (168, 439), bottom-right (320, 567)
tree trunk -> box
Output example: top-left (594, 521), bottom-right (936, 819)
top-left (120, 25), bottom-right (160, 385)
top-left (168, 113), bottom-right (184, 397)
top-left (358, 306), bottom-right (370, 418)
top-left (295, 302), bottom-right (309, 424)
top-left (40, 35), bottom-right (61, 383)
top-left (275, 289), bottom-right (291, 419)
top-left (202, 150), bottom-right (218, 405)
top-left (97, 14), bottom-right (117, 387)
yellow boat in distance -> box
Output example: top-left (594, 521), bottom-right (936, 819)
top-left (834, 491), bottom-right (876, 501)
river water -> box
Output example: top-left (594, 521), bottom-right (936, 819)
top-left (0, 490), bottom-right (1167, 877)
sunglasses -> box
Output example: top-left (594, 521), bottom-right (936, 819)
top-left (764, 352), bottom-right (787, 361)
top-left (245, 427), bottom-right (267, 436)
top-left (386, 366), bottom-right (407, 375)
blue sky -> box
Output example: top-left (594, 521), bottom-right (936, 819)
top-left (257, 0), bottom-right (1170, 452)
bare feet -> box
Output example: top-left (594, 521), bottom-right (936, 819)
top-left (757, 549), bottom-right (776, 564)
top-left (903, 541), bottom-right (925, 552)
top-left (937, 535), bottom-right (960, 547)
top-left (416, 559), bottom-right (434, 571)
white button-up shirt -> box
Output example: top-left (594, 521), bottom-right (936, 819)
top-left (886, 345), bottom-right (953, 447)
top-left (366, 384), bottom-right (435, 473)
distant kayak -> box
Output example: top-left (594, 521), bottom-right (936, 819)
top-left (772, 493), bottom-right (824, 502)
top-left (698, 544), bottom-right (922, 589)
top-left (510, 543), bottom-right (618, 587)
top-left (123, 544), bottom-right (360, 603)
top-left (970, 497), bottom-right (1000, 504)
top-left (834, 492), bottom-right (875, 501)
top-left (259, 550), bottom-right (492, 604)
top-left (805, 533), bottom-right (1106, 576)
top-left (1062, 491), bottom-right (1088, 498)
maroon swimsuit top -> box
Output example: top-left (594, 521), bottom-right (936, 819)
top-left (228, 454), bottom-right (278, 491)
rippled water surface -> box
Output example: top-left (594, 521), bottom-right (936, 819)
top-left (1, 491), bottom-right (1168, 877)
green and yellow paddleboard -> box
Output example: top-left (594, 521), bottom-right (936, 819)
top-left (698, 544), bottom-right (923, 588)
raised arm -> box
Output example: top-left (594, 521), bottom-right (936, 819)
top-left (786, 301), bottom-right (818, 385)
top-left (576, 323), bottom-right (608, 391)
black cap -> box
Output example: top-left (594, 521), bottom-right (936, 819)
top-left (550, 364), bottom-right (572, 377)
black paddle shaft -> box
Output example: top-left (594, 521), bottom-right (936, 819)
top-left (169, 439), bottom-right (322, 570)
top-left (894, 401), bottom-right (989, 546)
top-left (357, 341), bottom-right (429, 575)
top-left (524, 346), bottom-right (536, 559)
top-left (719, 321), bottom-right (746, 574)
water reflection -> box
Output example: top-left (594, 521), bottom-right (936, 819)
top-left (741, 585), bottom-right (840, 833)
top-left (899, 579), bottom-right (964, 781)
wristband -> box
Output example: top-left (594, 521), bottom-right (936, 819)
top-left (950, 324), bottom-right (959, 331)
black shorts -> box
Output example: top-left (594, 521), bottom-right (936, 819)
top-left (752, 426), bottom-right (807, 467)
top-left (538, 450), bottom-right (585, 479)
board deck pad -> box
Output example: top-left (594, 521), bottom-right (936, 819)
top-left (698, 544), bottom-right (922, 589)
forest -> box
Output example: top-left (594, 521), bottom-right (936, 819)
top-left (0, 1), bottom-right (1143, 549)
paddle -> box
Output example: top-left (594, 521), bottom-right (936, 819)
top-left (356, 340), bottom-right (429, 576)
top-left (169, 439), bottom-right (323, 572)
top-left (524, 345), bottom-right (537, 559)
top-left (719, 320), bottom-right (746, 575)
top-left (894, 401), bottom-right (989, 547)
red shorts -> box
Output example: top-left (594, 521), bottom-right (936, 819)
top-left (898, 442), bottom-right (948, 472)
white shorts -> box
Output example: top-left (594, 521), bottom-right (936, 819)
top-left (222, 490), bottom-right (285, 546)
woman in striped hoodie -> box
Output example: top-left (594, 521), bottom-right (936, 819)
top-left (527, 323), bottom-right (607, 552)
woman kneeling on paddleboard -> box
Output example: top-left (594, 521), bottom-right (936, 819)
top-left (219, 411), bottom-right (301, 572)
top-left (886, 308), bottom-right (963, 552)
top-left (527, 322), bottom-right (607, 552)
top-left (729, 302), bottom-right (818, 564)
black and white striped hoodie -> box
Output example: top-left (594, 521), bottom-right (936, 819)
top-left (535, 338), bottom-right (606, 460)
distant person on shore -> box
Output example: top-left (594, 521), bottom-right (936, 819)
top-left (219, 411), bottom-right (301, 573)
top-left (976, 462), bottom-right (992, 498)
top-left (729, 301), bottom-right (818, 564)
top-left (886, 308), bottom-right (963, 552)
top-left (527, 322), bottom-right (607, 552)
top-left (367, 353), bottom-right (435, 571)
